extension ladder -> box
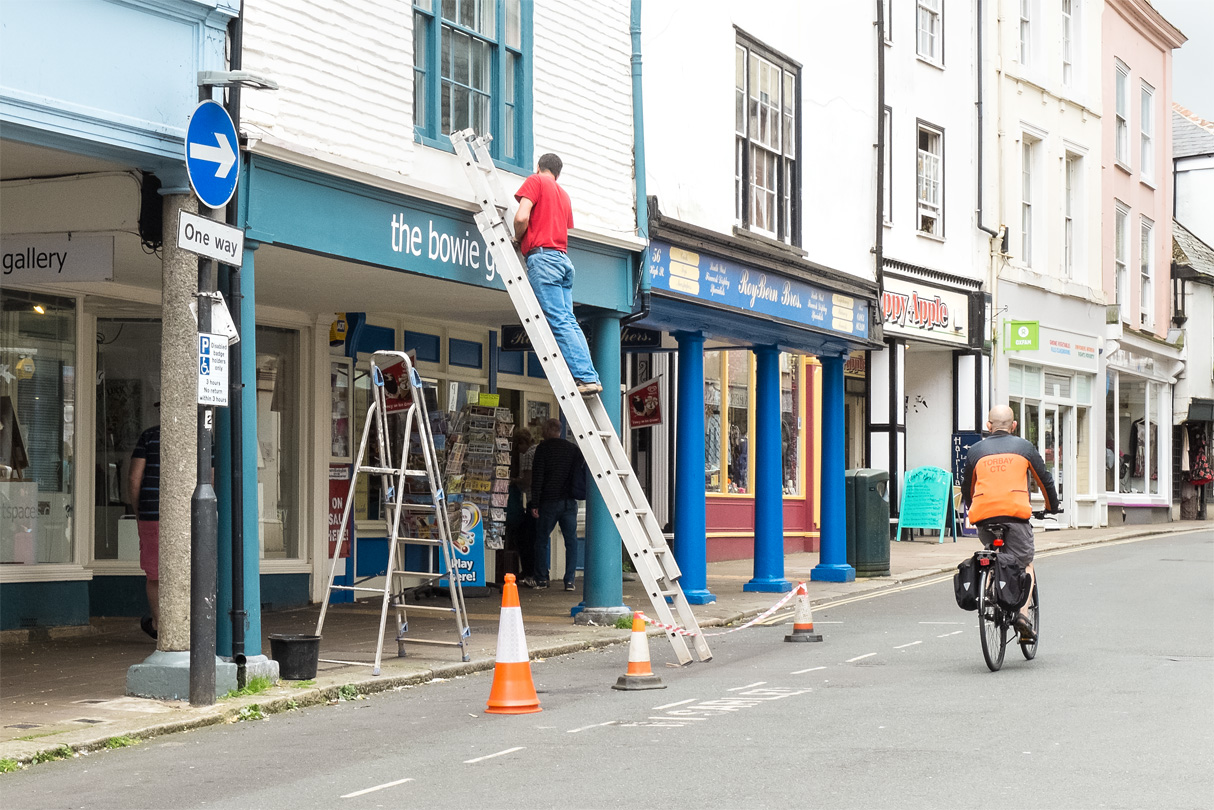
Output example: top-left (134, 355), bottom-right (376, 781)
top-left (450, 129), bottom-right (711, 665)
top-left (316, 350), bottom-right (471, 674)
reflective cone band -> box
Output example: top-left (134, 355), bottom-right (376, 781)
top-left (613, 612), bottom-right (666, 691)
top-left (485, 574), bottom-right (542, 714)
top-left (785, 583), bottom-right (823, 642)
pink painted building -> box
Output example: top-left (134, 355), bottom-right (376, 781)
top-left (1101, 0), bottom-right (1186, 523)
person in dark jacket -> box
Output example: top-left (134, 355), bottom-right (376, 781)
top-left (961, 404), bottom-right (1060, 640)
top-left (526, 418), bottom-right (584, 591)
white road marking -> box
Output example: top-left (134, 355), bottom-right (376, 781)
top-left (894, 641), bottom-right (922, 649)
top-left (650, 716), bottom-right (706, 721)
top-left (846, 653), bottom-right (877, 663)
top-left (568, 721), bottom-right (616, 734)
top-left (937, 630), bottom-right (964, 637)
top-left (728, 681), bottom-right (767, 691)
top-left (652, 698), bottom-right (696, 710)
top-left (464, 747), bottom-right (525, 764)
top-left (341, 778), bottom-right (413, 798)
top-left (791, 666), bottom-right (827, 675)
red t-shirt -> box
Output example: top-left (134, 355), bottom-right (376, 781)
top-left (515, 172), bottom-right (573, 255)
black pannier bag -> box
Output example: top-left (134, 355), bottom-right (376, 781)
top-left (953, 555), bottom-right (981, 611)
top-left (993, 555), bottom-right (1032, 611)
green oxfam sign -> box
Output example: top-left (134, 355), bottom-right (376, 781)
top-left (1005, 320), bottom-right (1039, 351)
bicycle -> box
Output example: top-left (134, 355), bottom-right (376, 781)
top-left (974, 510), bottom-right (1055, 672)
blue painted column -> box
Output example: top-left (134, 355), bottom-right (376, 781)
top-left (578, 313), bottom-right (628, 624)
top-left (673, 332), bottom-right (715, 604)
top-left (745, 347), bottom-right (791, 592)
top-left (812, 354), bottom-right (855, 582)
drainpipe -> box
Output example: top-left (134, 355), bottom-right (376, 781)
top-left (976, 0), bottom-right (1001, 241)
top-left (225, 1), bottom-right (248, 685)
top-left (874, 0), bottom-right (887, 293)
top-left (622, 0), bottom-right (650, 327)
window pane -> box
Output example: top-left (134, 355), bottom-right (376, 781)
top-left (453, 29), bottom-right (470, 84)
top-left (476, 0), bottom-right (495, 38)
top-left (441, 24), bottom-right (452, 78)
top-left (0, 292), bottom-right (76, 565)
top-left (415, 0), bottom-right (433, 10)
top-left (441, 81), bottom-right (452, 132)
top-left (1118, 379), bottom-right (1150, 494)
top-left (736, 46), bottom-right (746, 135)
top-left (257, 327), bottom-right (301, 559)
top-left (472, 38), bottom-right (489, 91)
top-left (459, 0), bottom-right (475, 28)
top-left (705, 351), bottom-right (723, 493)
top-left (781, 354), bottom-right (800, 495)
top-left (506, 0), bottom-right (521, 48)
top-left (453, 84), bottom-right (469, 130)
top-left (413, 13), bottom-right (428, 129)
top-left (1076, 406), bottom-right (1091, 495)
top-left (442, 0), bottom-right (456, 21)
top-left (782, 72), bottom-right (795, 155)
top-left (726, 352), bottom-right (750, 493)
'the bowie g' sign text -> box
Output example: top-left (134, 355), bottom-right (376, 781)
top-left (1, 234), bottom-right (114, 282)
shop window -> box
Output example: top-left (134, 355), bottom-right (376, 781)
top-left (1075, 406), bottom-right (1091, 496)
top-left (94, 318), bottom-right (161, 562)
top-left (1113, 375), bottom-right (1158, 495)
top-left (781, 354), bottom-right (801, 495)
top-left (1, 292), bottom-right (76, 565)
top-left (413, 0), bottom-right (529, 170)
top-left (704, 350), bottom-right (723, 493)
top-left (257, 327), bottom-right (301, 560)
top-left (726, 352), bottom-right (752, 493)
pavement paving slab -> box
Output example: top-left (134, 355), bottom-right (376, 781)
top-left (0, 522), bottom-right (1198, 765)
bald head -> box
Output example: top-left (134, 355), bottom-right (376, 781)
top-left (987, 405), bottom-right (1016, 433)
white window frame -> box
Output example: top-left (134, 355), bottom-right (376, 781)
top-left (1062, 0), bottom-right (1074, 86)
top-left (1063, 152), bottom-right (1081, 280)
top-left (916, 122), bottom-right (943, 236)
top-left (1140, 82), bottom-right (1155, 184)
top-left (1019, 0), bottom-right (1032, 66)
top-left (735, 38), bottom-right (799, 244)
top-left (916, 0), bottom-right (942, 64)
top-left (1115, 60), bottom-right (1130, 167)
top-left (1021, 136), bottom-right (1038, 267)
top-left (1114, 201), bottom-right (1130, 320)
top-left (882, 106), bottom-right (893, 224)
top-left (1140, 216), bottom-right (1154, 328)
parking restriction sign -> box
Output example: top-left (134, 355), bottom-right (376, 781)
top-left (198, 333), bottom-right (229, 406)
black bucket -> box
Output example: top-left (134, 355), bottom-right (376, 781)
top-left (268, 633), bottom-right (321, 680)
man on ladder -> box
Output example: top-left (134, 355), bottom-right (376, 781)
top-left (513, 152), bottom-right (602, 396)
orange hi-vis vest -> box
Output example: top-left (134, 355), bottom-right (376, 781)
top-left (961, 431), bottom-right (1059, 523)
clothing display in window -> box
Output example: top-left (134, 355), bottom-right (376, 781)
top-left (1185, 425), bottom-right (1212, 486)
top-left (1129, 418), bottom-right (1158, 480)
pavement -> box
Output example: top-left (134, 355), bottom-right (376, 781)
top-left (0, 520), bottom-right (1201, 766)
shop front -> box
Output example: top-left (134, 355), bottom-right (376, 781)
top-left (995, 281), bottom-right (1109, 528)
top-left (1103, 339), bottom-right (1183, 524)
top-left (637, 211), bottom-right (880, 598)
top-left (868, 262), bottom-right (987, 518)
top-left (237, 154), bottom-right (637, 610)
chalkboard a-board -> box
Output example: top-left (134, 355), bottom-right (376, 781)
top-left (894, 465), bottom-right (958, 543)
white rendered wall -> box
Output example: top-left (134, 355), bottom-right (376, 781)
top-left (641, 0), bottom-right (877, 280)
top-left (903, 348), bottom-right (955, 472)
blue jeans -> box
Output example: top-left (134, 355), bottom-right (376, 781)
top-left (525, 250), bottom-right (599, 385)
top-left (535, 498), bottom-right (579, 587)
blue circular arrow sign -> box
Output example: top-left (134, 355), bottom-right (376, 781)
top-left (185, 100), bottom-right (239, 210)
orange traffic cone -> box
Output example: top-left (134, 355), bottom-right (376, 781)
top-left (485, 574), bottom-right (541, 714)
top-left (612, 612), bottom-right (666, 691)
top-left (785, 582), bottom-right (823, 642)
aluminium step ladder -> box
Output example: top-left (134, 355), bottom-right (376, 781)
top-left (450, 129), bottom-right (711, 665)
top-left (316, 350), bottom-right (471, 674)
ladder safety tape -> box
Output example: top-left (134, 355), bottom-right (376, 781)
top-left (636, 582), bottom-right (807, 638)
top-left (372, 365), bottom-right (384, 386)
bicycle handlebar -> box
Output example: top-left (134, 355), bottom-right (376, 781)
top-left (1032, 508), bottom-right (1064, 520)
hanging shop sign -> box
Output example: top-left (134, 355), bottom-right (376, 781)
top-left (881, 276), bottom-right (971, 344)
top-left (1003, 320), bottom-right (1040, 351)
top-left (626, 377), bottom-right (663, 428)
top-left (1, 233), bottom-right (114, 283)
top-left (646, 240), bottom-right (869, 339)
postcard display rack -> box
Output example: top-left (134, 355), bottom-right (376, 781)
top-left (444, 404), bottom-right (513, 553)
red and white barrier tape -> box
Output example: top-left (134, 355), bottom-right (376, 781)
top-left (637, 582), bottom-right (807, 638)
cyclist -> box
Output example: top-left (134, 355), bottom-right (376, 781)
top-left (960, 404), bottom-right (1060, 641)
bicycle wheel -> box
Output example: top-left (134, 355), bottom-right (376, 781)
top-left (978, 568), bottom-right (1007, 671)
top-left (1020, 583), bottom-right (1039, 660)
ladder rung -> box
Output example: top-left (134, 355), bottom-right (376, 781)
top-left (393, 569), bottom-right (446, 579)
top-left (396, 604), bottom-right (456, 614)
top-left (390, 537), bottom-right (443, 546)
top-left (329, 585), bottom-right (388, 593)
top-left (360, 466), bottom-right (429, 476)
top-left (397, 638), bottom-right (466, 648)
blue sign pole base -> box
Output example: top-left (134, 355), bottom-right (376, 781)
top-left (811, 563), bottom-right (856, 583)
top-left (743, 577), bottom-right (792, 593)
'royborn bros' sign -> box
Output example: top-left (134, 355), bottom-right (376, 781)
top-left (646, 240), bottom-right (869, 339)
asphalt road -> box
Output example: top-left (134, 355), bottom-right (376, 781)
top-left (4, 529), bottom-right (1210, 810)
